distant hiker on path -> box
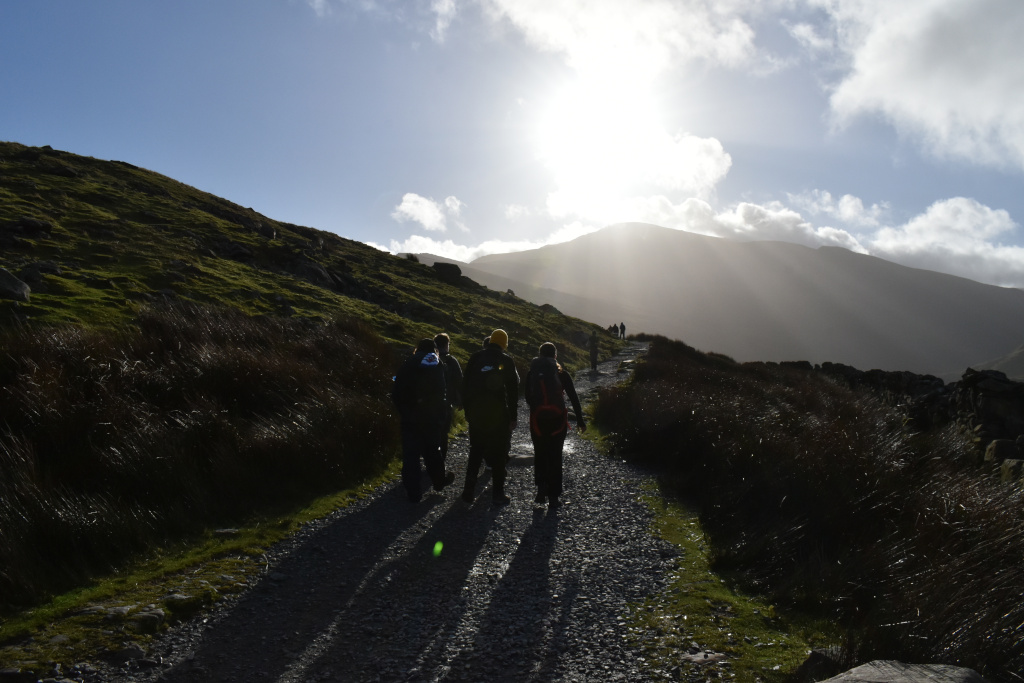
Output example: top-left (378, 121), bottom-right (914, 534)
top-left (526, 342), bottom-right (585, 508)
top-left (589, 330), bottom-right (600, 371)
top-left (434, 332), bottom-right (463, 462)
top-left (619, 322), bottom-right (626, 339)
top-left (392, 338), bottom-right (456, 502)
top-left (462, 328), bottom-right (520, 505)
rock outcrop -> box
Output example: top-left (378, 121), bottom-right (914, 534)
top-left (0, 268), bottom-right (30, 302)
top-left (818, 362), bottom-right (1024, 466)
top-left (821, 660), bottom-right (987, 682)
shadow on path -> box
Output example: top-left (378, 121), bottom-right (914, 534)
top-left (451, 507), bottom-right (564, 680)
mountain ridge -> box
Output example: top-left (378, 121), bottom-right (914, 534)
top-left (457, 222), bottom-right (1024, 377)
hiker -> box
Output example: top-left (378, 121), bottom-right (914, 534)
top-left (619, 322), bottom-right (626, 339)
top-left (589, 330), bottom-right (600, 371)
top-left (461, 328), bottom-right (520, 504)
top-left (434, 332), bottom-right (463, 462)
top-left (391, 338), bottom-right (456, 502)
top-left (526, 342), bottom-right (586, 508)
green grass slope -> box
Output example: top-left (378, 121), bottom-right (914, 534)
top-left (0, 141), bottom-right (616, 368)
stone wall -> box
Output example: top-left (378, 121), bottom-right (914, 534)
top-left (817, 362), bottom-right (1024, 482)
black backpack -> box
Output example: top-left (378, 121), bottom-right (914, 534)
top-left (466, 349), bottom-right (507, 402)
top-left (527, 356), bottom-right (567, 437)
top-left (393, 351), bottom-right (446, 423)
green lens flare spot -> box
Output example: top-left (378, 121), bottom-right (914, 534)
top-left (433, 541), bottom-right (443, 557)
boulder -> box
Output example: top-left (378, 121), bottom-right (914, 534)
top-left (0, 268), bottom-right (30, 302)
top-left (287, 257), bottom-right (334, 290)
top-left (102, 642), bottom-right (148, 663)
top-left (1000, 458), bottom-right (1024, 484)
top-left (13, 216), bottom-right (53, 236)
top-left (129, 608), bottom-right (165, 633)
top-left (822, 660), bottom-right (987, 683)
top-left (432, 261), bottom-right (463, 285)
top-left (570, 330), bottom-right (591, 348)
top-left (794, 648), bottom-right (844, 682)
top-left (984, 439), bottom-right (1017, 464)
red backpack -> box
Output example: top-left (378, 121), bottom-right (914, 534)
top-left (527, 356), bottom-right (568, 437)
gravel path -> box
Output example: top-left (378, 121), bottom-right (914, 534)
top-left (112, 342), bottom-right (679, 682)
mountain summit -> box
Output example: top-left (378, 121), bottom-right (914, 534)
top-left (464, 223), bottom-right (1024, 376)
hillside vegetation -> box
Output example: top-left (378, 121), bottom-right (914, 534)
top-left (0, 141), bottom-right (621, 609)
top-left (0, 141), bottom-right (616, 368)
top-left (594, 336), bottom-right (1024, 681)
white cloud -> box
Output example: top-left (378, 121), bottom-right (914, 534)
top-left (816, 0), bottom-right (1024, 169)
top-left (784, 20), bottom-right (833, 53)
top-left (868, 197), bottom-right (1024, 286)
top-left (444, 195), bottom-right (464, 216)
top-left (385, 220), bottom-right (600, 261)
top-left (788, 189), bottom-right (887, 227)
top-left (481, 0), bottom-right (761, 78)
top-left (430, 0), bottom-right (457, 42)
top-left (307, 0), bottom-right (332, 17)
top-left (390, 192), bottom-right (467, 232)
top-left (629, 196), bottom-right (868, 252)
top-left (504, 204), bottom-right (532, 221)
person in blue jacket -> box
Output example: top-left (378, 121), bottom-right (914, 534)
top-left (392, 338), bottom-right (456, 502)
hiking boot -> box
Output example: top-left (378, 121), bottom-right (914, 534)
top-left (548, 496), bottom-right (561, 509)
top-left (434, 470), bottom-right (456, 491)
top-left (534, 492), bottom-right (546, 504)
top-left (493, 492), bottom-right (511, 505)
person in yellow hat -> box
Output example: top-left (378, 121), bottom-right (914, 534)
top-left (461, 328), bottom-right (519, 504)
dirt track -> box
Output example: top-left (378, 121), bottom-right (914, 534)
top-left (116, 342), bottom-right (687, 682)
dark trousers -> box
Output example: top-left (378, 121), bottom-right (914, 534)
top-left (531, 429), bottom-right (567, 498)
top-left (463, 427), bottom-right (510, 496)
top-left (401, 422), bottom-right (446, 501)
top-left (590, 351), bottom-right (598, 371)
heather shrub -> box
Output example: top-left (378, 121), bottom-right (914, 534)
top-left (0, 304), bottom-right (398, 608)
top-left (594, 336), bottom-right (1024, 680)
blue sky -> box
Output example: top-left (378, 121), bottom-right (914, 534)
top-left (4, 0), bottom-right (1024, 287)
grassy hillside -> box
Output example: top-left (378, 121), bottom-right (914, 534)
top-left (0, 141), bottom-right (616, 368)
top-left (0, 141), bottom-right (621, 610)
top-left (594, 336), bottom-right (1024, 681)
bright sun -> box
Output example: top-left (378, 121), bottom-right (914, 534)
top-left (537, 79), bottom-right (662, 192)
top-left (534, 77), bottom-right (718, 220)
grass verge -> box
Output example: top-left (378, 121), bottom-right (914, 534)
top-left (631, 487), bottom-right (840, 682)
top-left (580, 414), bottom-right (837, 681)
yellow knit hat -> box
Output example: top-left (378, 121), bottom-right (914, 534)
top-left (489, 328), bottom-right (508, 350)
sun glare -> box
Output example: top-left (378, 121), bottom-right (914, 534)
top-left (534, 76), bottom-right (720, 221)
top-left (537, 79), bottom-right (663, 194)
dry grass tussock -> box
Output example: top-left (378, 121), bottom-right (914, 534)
top-left (594, 335), bottom-right (1024, 681)
top-left (0, 304), bottom-right (398, 610)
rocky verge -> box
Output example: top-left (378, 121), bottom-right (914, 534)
top-left (810, 360), bottom-right (1024, 481)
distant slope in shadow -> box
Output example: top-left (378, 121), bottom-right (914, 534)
top-left (974, 344), bottom-right (1024, 381)
top-left (464, 223), bottom-right (1024, 376)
